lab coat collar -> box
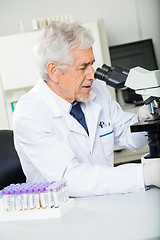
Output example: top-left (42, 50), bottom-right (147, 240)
top-left (34, 79), bottom-right (70, 117)
top-left (35, 79), bottom-right (97, 118)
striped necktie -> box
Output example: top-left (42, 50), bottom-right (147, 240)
top-left (70, 101), bottom-right (89, 135)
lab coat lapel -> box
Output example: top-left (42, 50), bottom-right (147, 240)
top-left (37, 80), bottom-right (88, 135)
top-left (64, 113), bottom-right (88, 136)
top-left (36, 79), bottom-right (99, 139)
top-left (86, 101), bottom-right (101, 151)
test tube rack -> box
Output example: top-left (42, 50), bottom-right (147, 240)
top-left (0, 198), bottom-right (75, 222)
top-left (0, 181), bottom-right (75, 222)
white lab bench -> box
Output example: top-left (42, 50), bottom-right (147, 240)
top-left (0, 187), bottom-right (159, 240)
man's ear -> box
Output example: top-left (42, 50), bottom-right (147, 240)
top-left (46, 62), bottom-right (59, 83)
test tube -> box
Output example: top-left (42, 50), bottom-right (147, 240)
top-left (57, 182), bottom-right (63, 206)
top-left (10, 189), bottom-right (16, 211)
top-left (47, 187), bottom-right (53, 208)
top-left (33, 187), bottom-right (40, 209)
top-left (63, 180), bottom-right (69, 201)
top-left (59, 180), bottom-right (66, 203)
top-left (28, 188), bottom-right (35, 210)
top-left (2, 189), bottom-right (11, 211)
top-left (0, 191), bottom-right (4, 212)
top-left (51, 185), bottom-right (60, 208)
top-left (21, 188), bottom-right (28, 210)
top-left (15, 189), bottom-right (22, 211)
top-left (39, 187), bottom-right (47, 209)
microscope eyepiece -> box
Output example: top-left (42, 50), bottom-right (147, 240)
top-left (94, 68), bottom-right (109, 81)
top-left (101, 64), bottom-right (111, 72)
top-left (94, 64), bottom-right (129, 89)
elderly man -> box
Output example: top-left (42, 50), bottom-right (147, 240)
top-left (13, 21), bottom-right (160, 197)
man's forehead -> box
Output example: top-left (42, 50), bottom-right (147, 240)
top-left (72, 47), bottom-right (95, 64)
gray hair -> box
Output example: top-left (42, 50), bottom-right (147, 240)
top-left (33, 21), bottom-right (94, 81)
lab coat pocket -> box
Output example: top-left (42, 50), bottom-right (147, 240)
top-left (99, 126), bottom-right (114, 138)
top-left (99, 126), bottom-right (114, 155)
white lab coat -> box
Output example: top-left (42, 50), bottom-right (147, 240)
top-left (13, 79), bottom-right (147, 197)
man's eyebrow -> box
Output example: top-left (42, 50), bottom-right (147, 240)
top-left (81, 60), bottom-right (95, 67)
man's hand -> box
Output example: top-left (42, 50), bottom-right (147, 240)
top-left (144, 160), bottom-right (160, 188)
top-left (138, 105), bottom-right (153, 121)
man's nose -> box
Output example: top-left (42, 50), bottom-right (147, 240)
top-left (87, 65), bottom-right (96, 81)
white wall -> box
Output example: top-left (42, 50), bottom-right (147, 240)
top-left (0, 0), bottom-right (159, 67)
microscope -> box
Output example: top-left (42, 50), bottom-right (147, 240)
top-left (94, 64), bottom-right (160, 162)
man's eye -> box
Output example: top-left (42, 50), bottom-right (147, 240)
top-left (80, 67), bottom-right (86, 70)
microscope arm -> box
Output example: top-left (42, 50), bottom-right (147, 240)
top-left (125, 66), bottom-right (160, 101)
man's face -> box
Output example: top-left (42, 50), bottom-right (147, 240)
top-left (56, 47), bottom-right (95, 103)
